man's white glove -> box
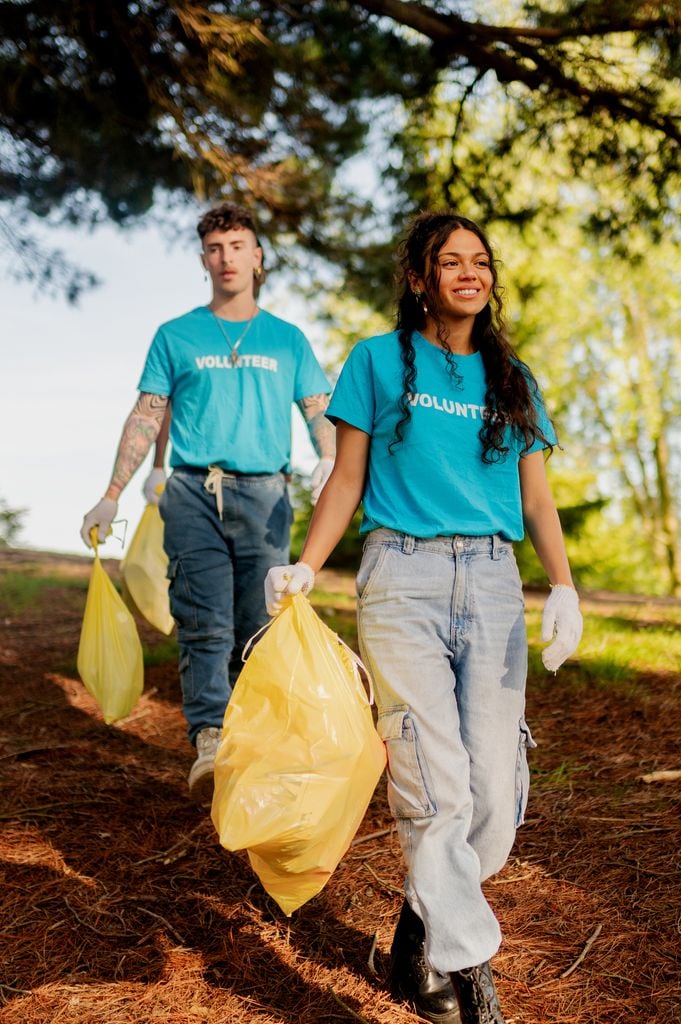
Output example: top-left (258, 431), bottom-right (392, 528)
top-left (541, 585), bottom-right (583, 672)
top-left (264, 562), bottom-right (315, 616)
top-left (143, 468), bottom-right (167, 505)
top-left (80, 497), bottom-right (118, 548)
top-left (309, 457), bottom-right (334, 505)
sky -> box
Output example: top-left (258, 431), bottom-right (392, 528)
top-left (1, 218), bottom-right (325, 558)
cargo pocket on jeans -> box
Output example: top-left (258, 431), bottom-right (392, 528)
top-left (515, 717), bottom-right (537, 827)
top-left (377, 707), bottom-right (436, 819)
top-left (165, 557), bottom-right (198, 632)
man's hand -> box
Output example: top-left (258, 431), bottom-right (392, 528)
top-left (143, 468), bottom-right (167, 505)
top-left (541, 585), bottom-right (583, 672)
top-left (80, 497), bottom-right (118, 548)
top-left (264, 562), bottom-right (315, 616)
top-left (310, 458), bottom-right (334, 505)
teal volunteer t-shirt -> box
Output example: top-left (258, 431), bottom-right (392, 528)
top-left (327, 330), bottom-right (556, 541)
top-left (138, 307), bottom-right (330, 473)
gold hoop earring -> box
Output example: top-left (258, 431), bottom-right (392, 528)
top-left (254, 266), bottom-right (263, 280)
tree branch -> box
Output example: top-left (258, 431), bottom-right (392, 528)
top-left (351, 0), bottom-right (681, 142)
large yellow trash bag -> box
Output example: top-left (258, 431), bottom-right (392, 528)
top-left (77, 535), bottom-right (144, 724)
top-left (120, 503), bottom-right (174, 635)
top-left (211, 592), bottom-right (386, 915)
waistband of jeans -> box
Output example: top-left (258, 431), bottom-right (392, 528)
top-left (173, 464), bottom-right (281, 479)
top-left (364, 528), bottom-right (511, 557)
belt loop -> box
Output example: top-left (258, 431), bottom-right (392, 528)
top-left (402, 533), bottom-right (415, 555)
top-left (491, 533), bottom-right (500, 560)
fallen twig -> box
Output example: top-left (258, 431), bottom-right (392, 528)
top-left (560, 923), bottom-right (603, 979)
top-left (367, 931), bottom-right (379, 977)
top-left (640, 769), bottom-right (681, 783)
top-left (136, 906), bottom-right (186, 947)
top-left (133, 825), bottom-right (204, 866)
top-left (363, 861), bottom-right (404, 896)
top-left (330, 990), bottom-right (372, 1022)
top-left (351, 826), bottom-right (395, 847)
top-left (0, 799), bottom-right (103, 820)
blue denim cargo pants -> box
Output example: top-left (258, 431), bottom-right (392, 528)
top-left (159, 467), bottom-right (292, 744)
top-left (356, 529), bottom-right (535, 973)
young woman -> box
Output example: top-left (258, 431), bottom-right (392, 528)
top-left (265, 211), bottom-right (582, 1024)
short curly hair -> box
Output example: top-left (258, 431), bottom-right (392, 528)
top-left (196, 202), bottom-right (261, 242)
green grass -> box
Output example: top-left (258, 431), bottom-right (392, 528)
top-left (315, 582), bottom-right (681, 684)
top-left (4, 558), bottom-right (679, 690)
top-left (142, 636), bottom-right (179, 666)
top-left (529, 761), bottom-right (591, 788)
top-left (0, 570), bottom-right (88, 612)
top-left (526, 604), bottom-right (681, 688)
top-left (310, 587), bottom-right (359, 649)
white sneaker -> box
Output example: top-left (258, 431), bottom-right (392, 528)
top-left (188, 726), bottom-right (221, 805)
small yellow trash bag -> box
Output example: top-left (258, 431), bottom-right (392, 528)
top-left (211, 593), bottom-right (386, 915)
top-left (120, 503), bottom-right (174, 635)
top-left (77, 536), bottom-right (144, 724)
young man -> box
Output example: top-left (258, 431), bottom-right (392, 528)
top-left (81, 203), bottom-right (334, 802)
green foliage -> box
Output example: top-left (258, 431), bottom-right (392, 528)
top-left (0, 497), bottom-right (27, 548)
top-left (0, 0), bottom-right (433, 292)
top-left (2, 2), bottom-right (680, 298)
top-left (315, 293), bottom-right (393, 369)
top-left (517, 503), bottom-right (673, 595)
top-left (289, 475), bottom-right (364, 569)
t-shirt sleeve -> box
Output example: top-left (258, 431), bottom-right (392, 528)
top-left (137, 328), bottom-right (173, 396)
top-left (293, 330), bottom-right (331, 400)
top-left (326, 343), bottom-right (376, 434)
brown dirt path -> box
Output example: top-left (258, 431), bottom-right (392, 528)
top-left (0, 549), bottom-right (679, 1023)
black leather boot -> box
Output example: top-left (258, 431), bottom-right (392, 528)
top-left (389, 899), bottom-right (461, 1023)
top-left (450, 961), bottom-right (506, 1024)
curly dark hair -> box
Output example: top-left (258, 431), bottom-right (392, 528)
top-left (197, 202), bottom-right (267, 292)
top-left (392, 210), bottom-right (553, 462)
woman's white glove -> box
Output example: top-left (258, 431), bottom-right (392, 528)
top-left (264, 562), bottom-right (315, 616)
top-left (309, 457), bottom-right (334, 505)
top-left (80, 497), bottom-right (118, 547)
top-left (143, 468), bottom-right (167, 505)
top-left (541, 585), bottom-right (583, 672)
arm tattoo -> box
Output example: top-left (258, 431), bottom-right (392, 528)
top-left (297, 393), bottom-right (335, 459)
top-left (106, 393), bottom-right (169, 498)
top-left (299, 393), bottom-right (329, 418)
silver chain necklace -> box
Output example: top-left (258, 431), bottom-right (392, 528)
top-left (209, 306), bottom-right (258, 366)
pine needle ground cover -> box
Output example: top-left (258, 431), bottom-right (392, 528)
top-left (0, 551), bottom-right (679, 1024)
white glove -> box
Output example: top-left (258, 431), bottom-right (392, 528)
top-left (80, 497), bottom-right (118, 548)
top-left (309, 457), bottom-right (334, 505)
top-left (541, 585), bottom-right (583, 672)
top-left (264, 562), bottom-right (315, 616)
top-left (143, 467), bottom-right (167, 505)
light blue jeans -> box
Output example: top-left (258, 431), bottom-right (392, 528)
top-left (159, 467), bottom-right (292, 744)
top-left (356, 529), bottom-right (535, 974)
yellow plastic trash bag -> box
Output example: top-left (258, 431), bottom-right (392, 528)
top-left (211, 592), bottom-right (386, 915)
top-left (77, 534), bottom-right (144, 724)
top-left (120, 503), bottom-right (174, 635)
